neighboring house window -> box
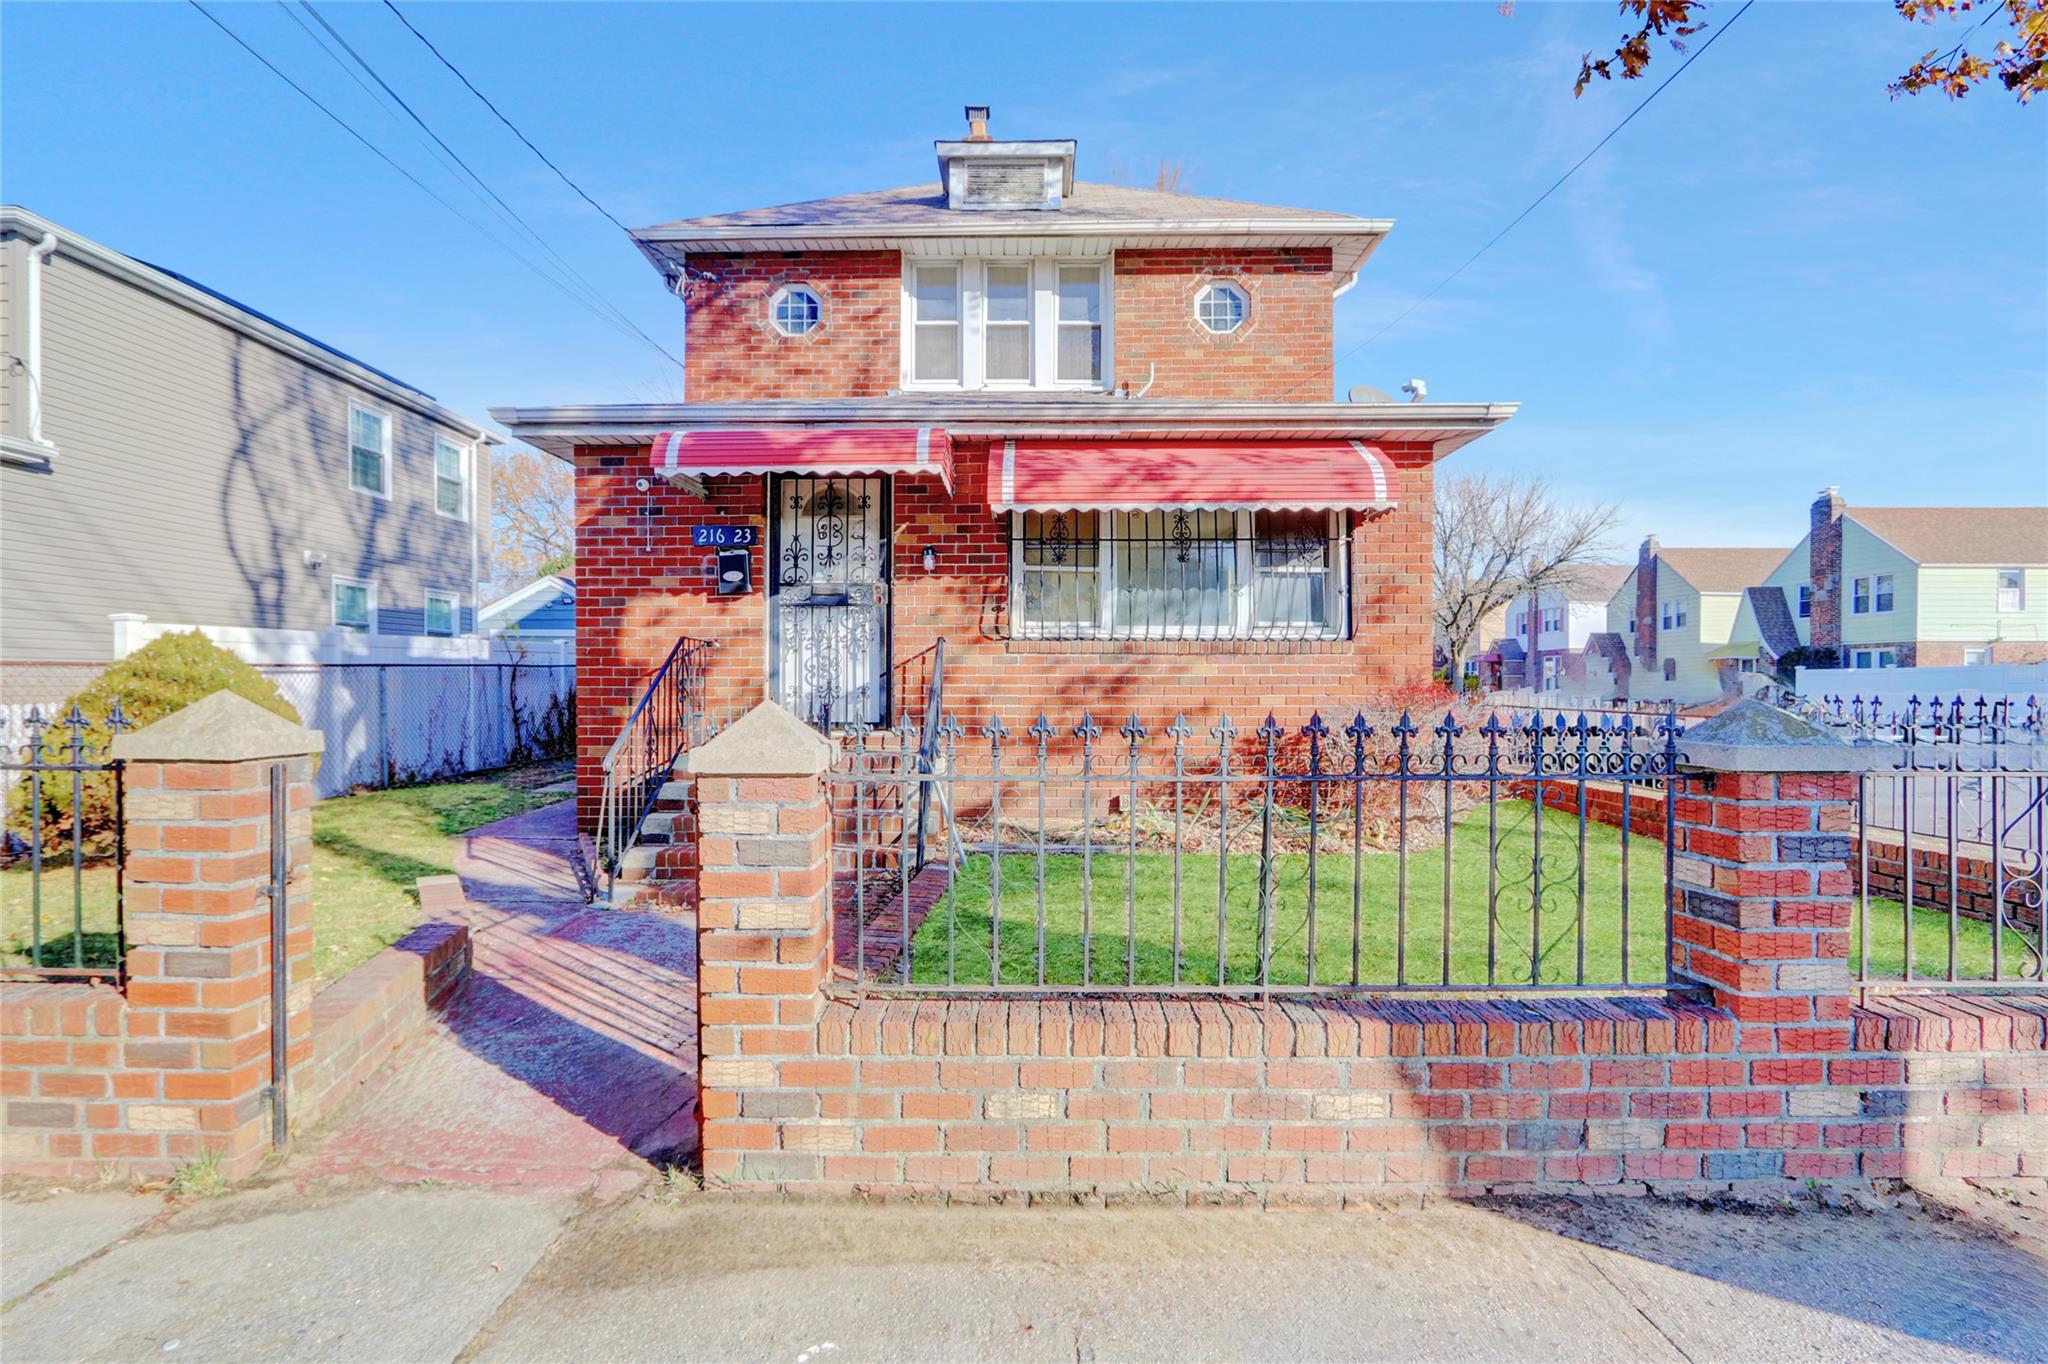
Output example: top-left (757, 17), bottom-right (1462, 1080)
top-left (1542, 608), bottom-right (1562, 632)
top-left (1659, 602), bottom-right (1671, 630)
top-left (1737, 658), bottom-right (1756, 673)
top-left (424, 590), bottom-right (459, 638)
top-left (1852, 649), bottom-right (1897, 669)
top-left (769, 284), bottom-right (822, 337)
top-left (1851, 576), bottom-right (1870, 614)
top-left (1010, 509), bottom-right (1347, 640)
top-left (333, 577), bottom-right (375, 632)
top-left (349, 404), bottom-right (390, 497)
top-left (1195, 281), bottom-right (1247, 334)
top-left (905, 259), bottom-right (1109, 390)
top-left (434, 437), bottom-right (468, 520)
top-left (1674, 603), bottom-right (1687, 628)
top-left (1964, 647), bottom-right (1991, 666)
top-left (1663, 659), bottom-right (1676, 682)
top-left (1879, 649), bottom-right (1897, 668)
top-left (1797, 585), bottom-right (1812, 619)
top-left (1998, 568), bottom-right (2026, 613)
top-left (1464, 659), bottom-right (1478, 676)
top-left (1873, 573), bottom-right (1894, 613)
top-left (1542, 656), bottom-right (1559, 691)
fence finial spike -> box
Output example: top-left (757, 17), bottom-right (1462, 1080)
top-left (1167, 712), bottom-right (1193, 740)
top-left (1074, 713), bottom-right (1102, 741)
top-left (1028, 713), bottom-right (1055, 741)
top-left (1345, 711), bottom-right (1373, 740)
top-left (1211, 713), bottom-right (1237, 741)
top-left (1119, 714), bottom-right (1147, 742)
top-left (1304, 711), bottom-right (1330, 739)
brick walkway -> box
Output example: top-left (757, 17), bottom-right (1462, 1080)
top-left (299, 802), bottom-right (698, 1193)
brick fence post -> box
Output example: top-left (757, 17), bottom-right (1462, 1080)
top-left (1669, 698), bottom-right (1882, 1181)
top-left (684, 700), bottom-right (836, 1188)
top-left (112, 691), bottom-right (322, 1181)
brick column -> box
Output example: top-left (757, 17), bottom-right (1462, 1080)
top-left (685, 700), bottom-right (836, 1188)
top-left (113, 691), bottom-right (322, 1181)
top-left (1668, 699), bottom-right (1877, 1180)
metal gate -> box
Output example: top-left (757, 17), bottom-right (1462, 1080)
top-left (770, 474), bottom-right (891, 728)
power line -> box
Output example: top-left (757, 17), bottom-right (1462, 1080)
top-left (186, 0), bottom-right (680, 367)
top-left (1294, 0), bottom-right (1755, 398)
top-left (283, 0), bottom-right (673, 360)
top-left (381, 0), bottom-right (637, 237)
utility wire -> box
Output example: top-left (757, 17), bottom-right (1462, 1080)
top-left (187, 0), bottom-right (680, 367)
top-left (1294, 0), bottom-right (1755, 398)
top-left (283, 1), bottom-right (672, 360)
top-left (381, 0), bottom-right (637, 237)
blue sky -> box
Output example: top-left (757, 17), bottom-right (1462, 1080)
top-left (5, 2), bottom-right (2044, 553)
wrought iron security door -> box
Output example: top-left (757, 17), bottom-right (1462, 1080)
top-left (770, 474), bottom-right (891, 728)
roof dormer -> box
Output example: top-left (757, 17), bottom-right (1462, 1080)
top-left (935, 106), bottom-right (1076, 212)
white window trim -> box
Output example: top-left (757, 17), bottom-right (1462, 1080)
top-left (1194, 280), bottom-right (1248, 334)
top-left (902, 257), bottom-right (1112, 393)
top-left (1851, 575), bottom-right (1870, 615)
top-left (424, 588), bottom-right (461, 637)
top-left (1997, 568), bottom-right (2026, 613)
top-left (432, 436), bottom-right (470, 522)
top-left (768, 283), bottom-right (823, 337)
top-left (1008, 509), bottom-right (1347, 642)
top-left (1964, 647), bottom-right (1992, 666)
top-left (1872, 573), bottom-right (1894, 614)
top-left (333, 576), bottom-right (377, 633)
top-left (347, 401), bottom-right (392, 500)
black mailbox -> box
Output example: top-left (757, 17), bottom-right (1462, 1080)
top-left (715, 546), bottom-right (752, 596)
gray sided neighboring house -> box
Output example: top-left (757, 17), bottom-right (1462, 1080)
top-left (0, 206), bottom-right (497, 664)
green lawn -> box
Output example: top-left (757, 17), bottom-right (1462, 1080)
top-left (3, 765), bottom-right (569, 988)
top-left (904, 801), bottom-right (2032, 989)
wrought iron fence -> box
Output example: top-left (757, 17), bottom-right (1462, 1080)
top-left (831, 707), bottom-right (1685, 996)
top-left (1808, 694), bottom-right (2046, 990)
top-left (2, 704), bottom-right (130, 980)
top-left (597, 638), bottom-right (714, 896)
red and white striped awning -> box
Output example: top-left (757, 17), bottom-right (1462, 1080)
top-left (987, 439), bottom-right (1397, 514)
top-left (651, 428), bottom-right (953, 489)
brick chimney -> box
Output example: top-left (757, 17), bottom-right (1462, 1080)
top-left (1809, 486), bottom-right (1845, 655)
top-left (964, 105), bottom-right (992, 141)
top-left (1635, 536), bottom-right (1660, 666)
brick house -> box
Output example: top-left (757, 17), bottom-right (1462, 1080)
top-left (492, 110), bottom-right (1516, 831)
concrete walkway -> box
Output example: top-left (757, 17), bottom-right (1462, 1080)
top-left (297, 800), bottom-right (698, 1193)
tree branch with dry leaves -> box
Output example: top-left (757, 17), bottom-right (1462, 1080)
top-left (1433, 473), bottom-right (1622, 677)
top-left (489, 447), bottom-right (574, 597)
top-left (1572, 0), bottom-right (2045, 102)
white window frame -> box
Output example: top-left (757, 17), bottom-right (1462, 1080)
top-left (768, 283), bottom-right (823, 337)
top-left (1851, 576), bottom-right (1870, 615)
top-left (333, 576), bottom-right (376, 633)
top-left (1873, 573), bottom-right (1894, 613)
top-left (433, 436), bottom-right (469, 521)
top-left (348, 401), bottom-right (391, 499)
top-left (1008, 508), bottom-right (1347, 641)
top-left (1797, 584), bottom-right (1812, 619)
top-left (1541, 655), bottom-right (1560, 691)
top-left (424, 588), bottom-right (460, 638)
top-left (1997, 568), bottom-right (2026, 613)
top-left (1963, 647), bottom-right (1992, 666)
top-left (902, 257), bottom-right (1112, 392)
top-left (1194, 280), bottom-right (1248, 334)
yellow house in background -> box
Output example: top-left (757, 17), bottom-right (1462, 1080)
top-left (1599, 542), bottom-right (1792, 704)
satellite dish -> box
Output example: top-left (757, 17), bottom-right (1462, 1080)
top-left (1348, 385), bottom-right (1396, 404)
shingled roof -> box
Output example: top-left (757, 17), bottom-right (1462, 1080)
top-left (1744, 587), bottom-right (1802, 658)
top-left (1848, 507), bottom-right (2048, 566)
top-left (638, 181), bottom-right (1365, 234)
top-left (1657, 547), bottom-right (1792, 594)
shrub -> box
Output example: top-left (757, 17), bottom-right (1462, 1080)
top-left (9, 631), bottom-right (299, 853)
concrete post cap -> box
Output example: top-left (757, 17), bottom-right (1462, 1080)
top-left (1675, 698), bottom-right (1890, 775)
top-left (111, 690), bottom-right (324, 763)
top-left (686, 701), bottom-right (837, 778)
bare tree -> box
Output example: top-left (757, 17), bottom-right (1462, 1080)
top-left (1434, 473), bottom-right (1622, 678)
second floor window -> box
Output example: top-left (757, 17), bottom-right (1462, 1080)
top-left (1873, 573), bottom-right (1894, 613)
top-left (906, 260), bottom-right (1109, 390)
top-left (434, 437), bottom-right (468, 519)
top-left (1797, 584), bottom-right (1812, 618)
top-left (1999, 568), bottom-right (2026, 612)
top-left (1852, 576), bottom-right (1871, 614)
top-left (349, 404), bottom-right (389, 497)
top-left (1542, 608), bottom-right (1562, 632)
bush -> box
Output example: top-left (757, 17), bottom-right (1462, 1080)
top-left (9, 631), bottom-right (300, 853)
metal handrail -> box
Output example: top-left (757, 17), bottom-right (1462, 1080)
top-left (913, 639), bottom-right (945, 869)
top-left (596, 637), bottom-right (714, 901)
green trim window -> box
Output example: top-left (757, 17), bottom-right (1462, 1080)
top-left (425, 590), bottom-right (458, 638)
top-left (434, 437), bottom-right (468, 519)
top-left (349, 404), bottom-right (390, 497)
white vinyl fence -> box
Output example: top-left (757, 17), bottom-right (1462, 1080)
top-left (4, 662), bottom-right (574, 798)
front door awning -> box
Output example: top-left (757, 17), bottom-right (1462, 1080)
top-left (987, 439), bottom-right (1398, 513)
top-left (652, 427), bottom-right (953, 491)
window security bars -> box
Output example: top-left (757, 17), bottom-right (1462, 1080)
top-left (1012, 509), bottom-right (1349, 642)
top-left (597, 638), bottom-right (714, 897)
top-left (831, 709), bottom-right (1685, 996)
top-left (2, 704), bottom-right (129, 980)
top-left (1812, 694), bottom-right (2046, 989)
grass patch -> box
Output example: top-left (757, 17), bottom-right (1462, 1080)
top-left (3, 764), bottom-right (568, 989)
top-left (905, 800), bottom-right (2026, 988)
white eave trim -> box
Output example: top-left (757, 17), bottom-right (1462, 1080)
top-left (0, 205), bottom-right (498, 443)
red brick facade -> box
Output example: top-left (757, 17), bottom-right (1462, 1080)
top-left (1111, 249), bottom-right (1335, 399)
top-left (682, 252), bottom-right (903, 401)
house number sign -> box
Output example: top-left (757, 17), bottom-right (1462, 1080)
top-left (691, 525), bottom-right (759, 548)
